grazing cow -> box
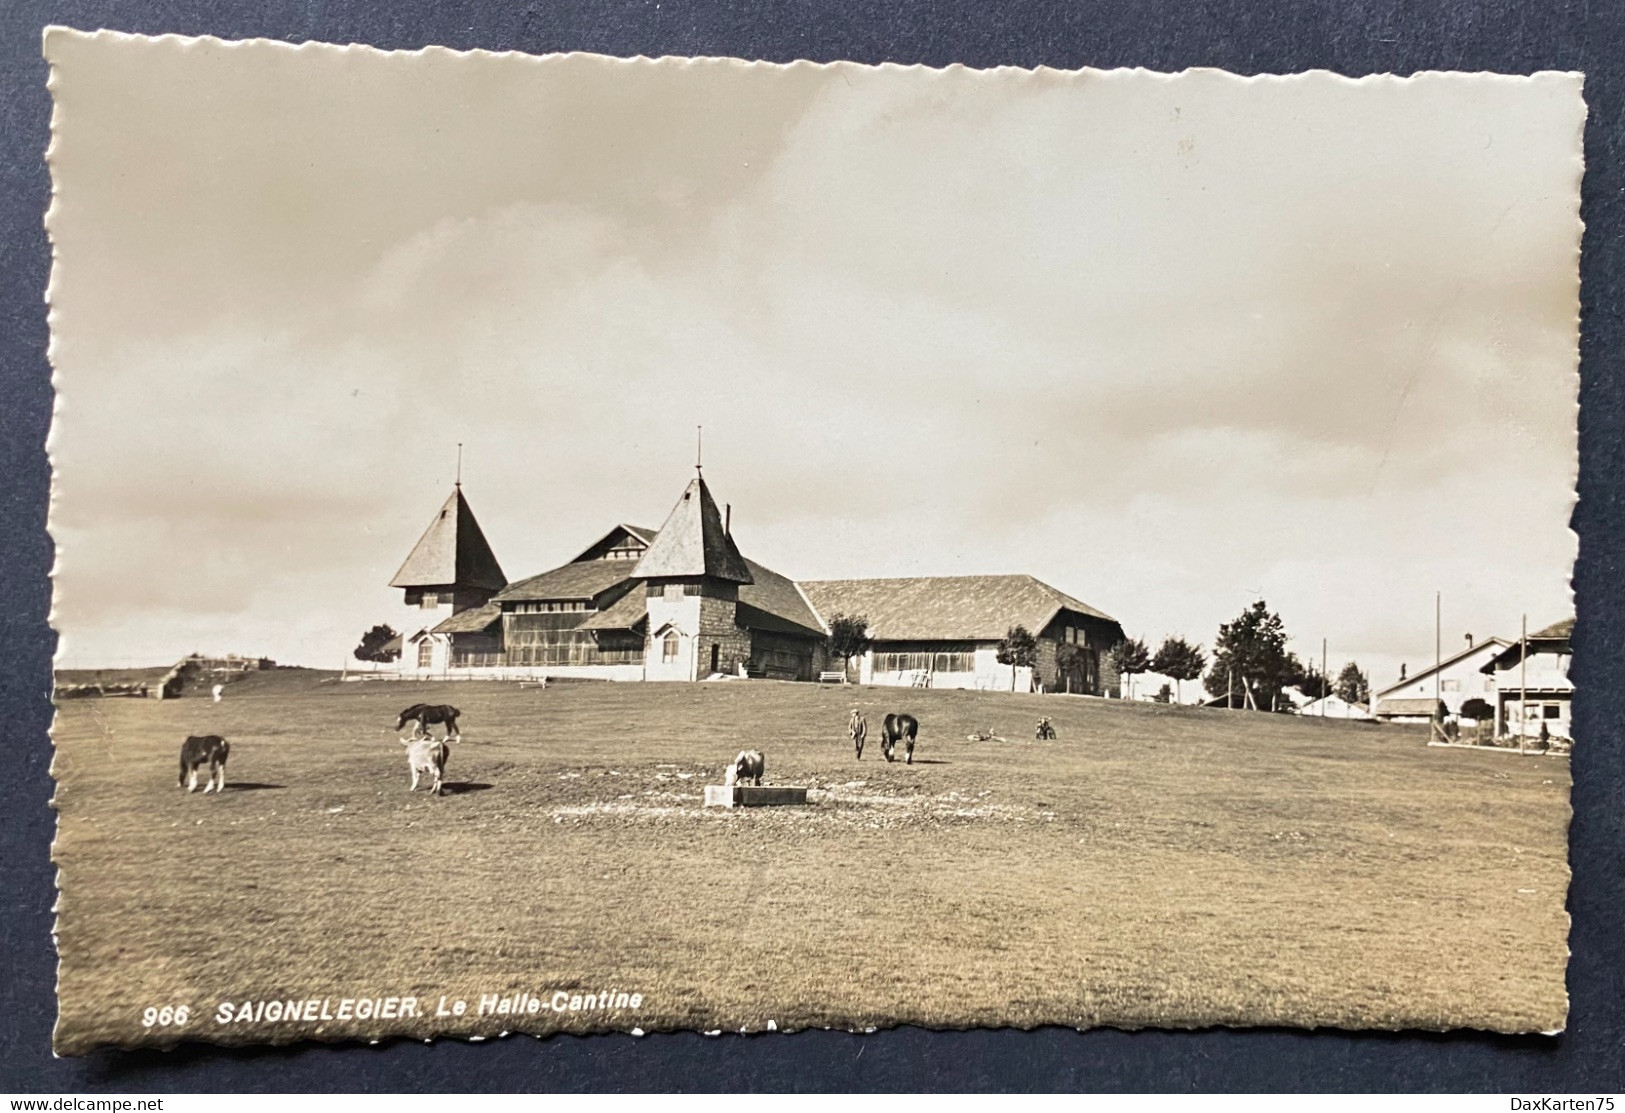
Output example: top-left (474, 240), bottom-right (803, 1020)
top-left (848, 709), bottom-right (868, 760)
top-left (724, 749), bottom-right (765, 787)
top-left (178, 735), bottom-right (230, 793)
top-left (396, 703), bottom-right (461, 741)
top-left (1036, 717), bottom-right (1057, 740)
top-left (881, 713), bottom-right (919, 764)
top-left (402, 736), bottom-right (449, 795)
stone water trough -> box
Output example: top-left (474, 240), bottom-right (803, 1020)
top-left (703, 784), bottom-right (809, 808)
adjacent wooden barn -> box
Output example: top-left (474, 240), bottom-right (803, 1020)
top-left (797, 575), bottom-right (1125, 694)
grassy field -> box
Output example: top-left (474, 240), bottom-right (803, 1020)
top-left (50, 672), bottom-right (1571, 1053)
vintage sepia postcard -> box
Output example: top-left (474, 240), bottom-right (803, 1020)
top-left (44, 29), bottom-right (1583, 1054)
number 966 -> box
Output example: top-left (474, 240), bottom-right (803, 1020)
top-left (142, 1004), bottom-right (190, 1027)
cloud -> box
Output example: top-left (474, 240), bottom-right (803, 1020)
top-left (45, 46), bottom-right (1580, 682)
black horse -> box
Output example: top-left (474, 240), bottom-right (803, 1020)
top-left (881, 713), bottom-right (919, 764)
top-left (397, 703), bottom-right (461, 740)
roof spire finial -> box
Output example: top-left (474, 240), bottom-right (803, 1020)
top-left (696, 425), bottom-right (703, 475)
top-left (455, 442), bottom-right (463, 489)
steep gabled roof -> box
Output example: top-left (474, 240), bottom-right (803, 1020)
top-left (569, 524), bottom-right (660, 564)
top-left (389, 487), bottom-right (507, 592)
top-left (798, 575), bottom-right (1119, 643)
top-left (631, 475), bottom-right (753, 584)
top-left (1372, 637), bottom-right (1511, 700)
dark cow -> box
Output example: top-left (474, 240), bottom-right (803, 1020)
top-left (396, 703), bottom-right (461, 741)
top-left (402, 736), bottom-right (449, 795)
top-left (178, 735), bottom-right (230, 793)
top-left (848, 709), bottom-right (868, 760)
top-left (881, 713), bottom-right (919, 764)
top-left (724, 749), bottom-right (765, 787)
top-left (1036, 717), bottom-right (1057, 741)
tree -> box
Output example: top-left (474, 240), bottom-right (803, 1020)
top-left (1285, 653), bottom-right (1332, 703)
top-left (1202, 600), bottom-right (1293, 712)
top-left (354, 624), bottom-right (401, 664)
top-left (1151, 636), bottom-right (1206, 704)
top-left (1460, 696), bottom-right (1494, 744)
top-left (996, 625), bottom-right (1039, 692)
top-left (1335, 662), bottom-right (1370, 706)
top-left (824, 613), bottom-right (872, 681)
top-left (1108, 637), bottom-right (1152, 699)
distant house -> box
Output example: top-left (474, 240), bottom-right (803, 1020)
top-left (1371, 637), bottom-right (1509, 722)
top-left (1295, 693), bottom-right (1375, 721)
top-left (796, 576), bottom-right (1125, 694)
top-left (1480, 618), bottom-right (1574, 741)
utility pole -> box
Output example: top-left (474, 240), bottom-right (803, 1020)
top-left (1519, 613), bottom-right (1528, 753)
top-left (1433, 591), bottom-right (1444, 743)
top-left (1321, 637), bottom-right (1328, 717)
top-left (455, 443), bottom-right (463, 488)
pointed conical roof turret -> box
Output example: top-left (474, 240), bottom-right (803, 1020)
top-left (632, 474), bottom-right (753, 584)
top-left (390, 487), bottom-right (507, 591)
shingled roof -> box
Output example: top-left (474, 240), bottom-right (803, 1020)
top-left (798, 575), bottom-right (1118, 643)
top-left (632, 475), bottom-right (752, 584)
top-left (492, 559), bottom-right (638, 604)
top-left (432, 602), bottom-right (502, 635)
top-left (1373, 697), bottom-right (1445, 719)
top-left (1482, 617), bottom-right (1576, 672)
top-left (390, 487), bottom-right (507, 592)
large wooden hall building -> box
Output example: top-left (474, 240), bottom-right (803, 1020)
top-left (387, 470), bottom-right (1125, 694)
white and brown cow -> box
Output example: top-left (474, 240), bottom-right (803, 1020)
top-left (402, 736), bottom-right (449, 795)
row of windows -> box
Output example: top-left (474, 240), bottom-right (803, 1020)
top-left (873, 652), bottom-right (977, 674)
top-left (647, 582), bottom-right (704, 599)
top-left (507, 601), bottom-right (590, 614)
top-left (500, 645), bottom-right (643, 667)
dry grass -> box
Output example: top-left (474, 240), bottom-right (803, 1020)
top-left (50, 673), bottom-right (1571, 1053)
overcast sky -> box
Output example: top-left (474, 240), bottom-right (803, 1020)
top-left (44, 33), bottom-right (1582, 686)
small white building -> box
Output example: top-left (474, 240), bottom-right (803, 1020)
top-left (1120, 669), bottom-right (1208, 705)
top-left (1480, 619), bottom-right (1574, 741)
top-left (1371, 637), bottom-right (1509, 722)
top-left (1294, 694), bottom-right (1375, 721)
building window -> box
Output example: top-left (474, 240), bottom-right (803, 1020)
top-left (1544, 703), bottom-right (1562, 719)
top-left (662, 630), bottom-right (680, 663)
top-left (417, 642), bottom-right (433, 669)
top-left (420, 592), bottom-right (439, 609)
top-left (874, 651), bottom-right (974, 674)
top-left (1441, 679), bottom-right (1460, 692)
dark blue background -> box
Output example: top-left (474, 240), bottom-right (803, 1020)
top-left (2, 0), bottom-right (1620, 1093)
